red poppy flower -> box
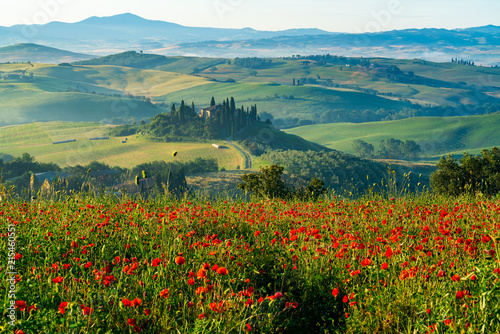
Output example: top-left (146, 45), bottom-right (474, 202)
top-left (245, 323), bottom-right (251, 332)
top-left (343, 295), bottom-right (349, 303)
top-left (217, 267), bottom-right (228, 275)
top-left (175, 256), bottom-right (185, 265)
top-left (361, 258), bottom-right (372, 266)
top-left (151, 258), bottom-right (161, 267)
top-left (84, 262), bottom-right (92, 269)
top-left (128, 318), bottom-right (137, 326)
top-left (132, 298), bottom-right (142, 307)
top-left (456, 291), bottom-right (464, 299)
top-left (144, 309), bottom-right (151, 315)
top-left (52, 276), bottom-right (64, 284)
top-left (82, 307), bottom-right (93, 315)
top-left (122, 299), bottom-right (132, 307)
top-left (159, 288), bottom-right (170, 298)
top-left (15, 301), bottom-right (28, 311)
top-left (197, 269), bottom-right (207, 279)
top-left (381, 262), bottom-right (388, 270)
top-left (385, 247), bottom-right (393, 259)
top-left (451, 274), bottom-right (460, 281)
top-left (59, 302), bottom-right (68, 314)
top-left (332, 288), bottom-right (339, 297)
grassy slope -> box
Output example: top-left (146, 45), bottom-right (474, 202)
top-left (0, 122), bottom-right (245, 169)
top-left (285, 113), bottom-right (500, 160)
top-left (3, 57), bottom-right (498, 127)
top-left (159, 82), bottom-right (410, 120)
top-left (0, 63), bottom-right (212, 125)
top-left (196, 58), bottom-right (500, 106)
top-left (0, 43), bottom-right (92, 63)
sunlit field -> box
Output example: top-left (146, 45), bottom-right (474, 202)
top-left (2, 194), bottom-right (500, 333)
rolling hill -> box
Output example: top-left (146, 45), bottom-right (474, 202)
top-left (0, 43), bottom-right (93, 63)
top-left (1, 51), bottom-right (499, 128)
top-left (0, 62), bottom-right (214, 125)
top-left (0, 122), bottom-right (245, 169)
top-left (74, 51), bottom-right (500, 112)
top-left (0, 59), bottom-right (419, 127)
top-left (285, 113), bottom-right (500, 161)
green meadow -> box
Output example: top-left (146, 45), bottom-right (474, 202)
top-left (286, 113), bottom-right (500, 161)
top-left (0, 122), bottom-right (245, 170)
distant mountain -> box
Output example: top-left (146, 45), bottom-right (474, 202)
top-left (0, 13), bottom-right (331, 55)
top-left (173, 26), bottom-right (500, 65)
top-left (0, 43), bottom-right (93, 63)
top-left (0, 14), bottom-right (498, 65)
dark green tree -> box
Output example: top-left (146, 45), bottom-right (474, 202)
top-left (430, 147), bottom-right (500, 196)
top-left (238, 165), bottom-right (326, 200)
top-left (352, 140), bottom-right (374, 158)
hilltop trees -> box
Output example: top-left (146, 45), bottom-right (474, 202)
top-left (234, 57), bottom-right (272, 69)
top-left (352, 138), bottom-right (421, 160)
top-left (145, 97), bottom-right (258, 141)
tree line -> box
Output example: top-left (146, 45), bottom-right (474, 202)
top-left (0, 153), bottom-right (218, 199)
top-left (352, 138), bottom-right (421, 160)
top-left (233, 57), bottom-right (272, 69)
top-left (430, 147), bottom-right (500, 196)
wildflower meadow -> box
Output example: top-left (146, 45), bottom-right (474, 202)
top-left (1, 194), bottom-right (500, 333)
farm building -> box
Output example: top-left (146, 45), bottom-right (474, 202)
top-left (199, 104), bottom-right (223, 118)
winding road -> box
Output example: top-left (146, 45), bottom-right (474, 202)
top-left (226, 137), bottom-right (252, 169)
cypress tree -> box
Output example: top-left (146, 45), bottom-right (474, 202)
top-left (230, 97), bottom-right (236, 113)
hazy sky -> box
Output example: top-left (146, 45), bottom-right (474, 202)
top-left (2, 0), bottom-right (499, 32)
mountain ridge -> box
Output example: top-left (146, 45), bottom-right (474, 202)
top-left (0, 13), bottom-right (498, 65)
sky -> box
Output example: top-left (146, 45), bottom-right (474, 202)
top-left (2, 0), bottom-right (499, 32)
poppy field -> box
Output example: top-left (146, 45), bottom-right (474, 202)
top-left (2, 194), bottom-right (500, 333)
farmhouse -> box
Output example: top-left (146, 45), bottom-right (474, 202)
top-left (199, 104), bottom-right (223, 118)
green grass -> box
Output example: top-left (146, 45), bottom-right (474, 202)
top-left (286, 113), bottom-right (500, 160)
top-left (0, 122), bottom-right (246, 170)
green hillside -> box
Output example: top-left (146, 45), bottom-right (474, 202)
top-left (1, 53), bottom-right (499, 128)
top-left (285, 113), bottom-right (500, 161)
top-left (0, 43), bottom-right (93, 63)
top-left (191, 57), bottom-right (500, 107)
top-left (70, 52), bottom-right (500, 126)
top-left (0, 63), bottom-right (213, 125)
top-left (0, 122), bottom-right (245, 169)
top-left (158, 82), bottom-right (410, 121)
top-left (73, 51), bottom-right (227, 74)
